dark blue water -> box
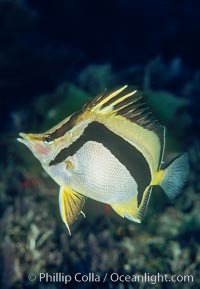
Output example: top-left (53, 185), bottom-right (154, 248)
top-left (1, 0), bottom-right (200, 132)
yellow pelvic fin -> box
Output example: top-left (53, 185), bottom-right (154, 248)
top-left (59, 186), bottom-right (85, 235)
top-left (111, 186), bottom-right (152, 223)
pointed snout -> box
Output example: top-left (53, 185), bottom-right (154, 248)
top-left (17, 131), bottom-right (53, 163)
top-left (17, 132), bottom-right (42, 143)
top-left (17, 132), bottom-right (30, 145)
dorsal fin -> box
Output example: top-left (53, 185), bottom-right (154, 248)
top-left (84, 85), bottom-right (162, 132)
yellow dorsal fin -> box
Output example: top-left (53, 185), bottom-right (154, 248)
top-left (90, 85), bottom-right (137, 113)
top-left (84, 86), bottom-right (161, 131)
top-left (59, 186), bottom-right (85, 235)
top-left (85, 85), bottom-right (136, 113)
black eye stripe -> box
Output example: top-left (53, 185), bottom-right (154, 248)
top-left (48, 111), bottom-right (80, 140)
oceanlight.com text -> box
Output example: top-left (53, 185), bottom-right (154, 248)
top-left (27, 272), bottom-right (194, 285)
top-left (109, 272), bottom-right (193, 284)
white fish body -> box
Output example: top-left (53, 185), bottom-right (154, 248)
top-left (66, 141), bottom-right (138, 204)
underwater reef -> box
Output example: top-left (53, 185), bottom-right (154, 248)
top-left (0, 59), bottom-right (200, 289)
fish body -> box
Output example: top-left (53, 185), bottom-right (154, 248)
top-left (18, 85), bottom-right (189, 234)
top-left (66, 141), bottom-right (138, 204)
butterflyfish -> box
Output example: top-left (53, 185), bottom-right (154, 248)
top-left (17, 85), bottom-right (189, 234)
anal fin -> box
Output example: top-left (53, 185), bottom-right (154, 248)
top-left (136, 186), bottom-right (152, 221)
top-left (59, 186), bottom-right (85, 235)
top-left (111, 196), bottom-right (140, 223)
top-left (111, 186), bottom-right (152, 223)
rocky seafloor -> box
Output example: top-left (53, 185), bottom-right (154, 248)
top-left (0, 60), bottom-right (200, 289)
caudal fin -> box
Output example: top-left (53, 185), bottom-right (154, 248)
top-left (160, 153), bottom-right (189, 199)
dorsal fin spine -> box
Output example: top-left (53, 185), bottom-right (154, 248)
top-left (91, 85), bottom-right (128, 112)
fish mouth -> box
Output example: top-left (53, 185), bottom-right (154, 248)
top-left (17, 132), bottom-right (30, 143)
top-left (17, 133), bottom-right (34, 147)
top-left (17, 133), bottom-right (43, 148)
top-left (17, 132), bottom-right (29, 143)
top-left (17, 133), bottom-right (38, 154)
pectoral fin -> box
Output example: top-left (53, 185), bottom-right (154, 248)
top-left (59, 186), bottom-right (85, 235)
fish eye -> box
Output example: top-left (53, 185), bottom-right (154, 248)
top-left (43, 135), bottom-right (54, 145)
